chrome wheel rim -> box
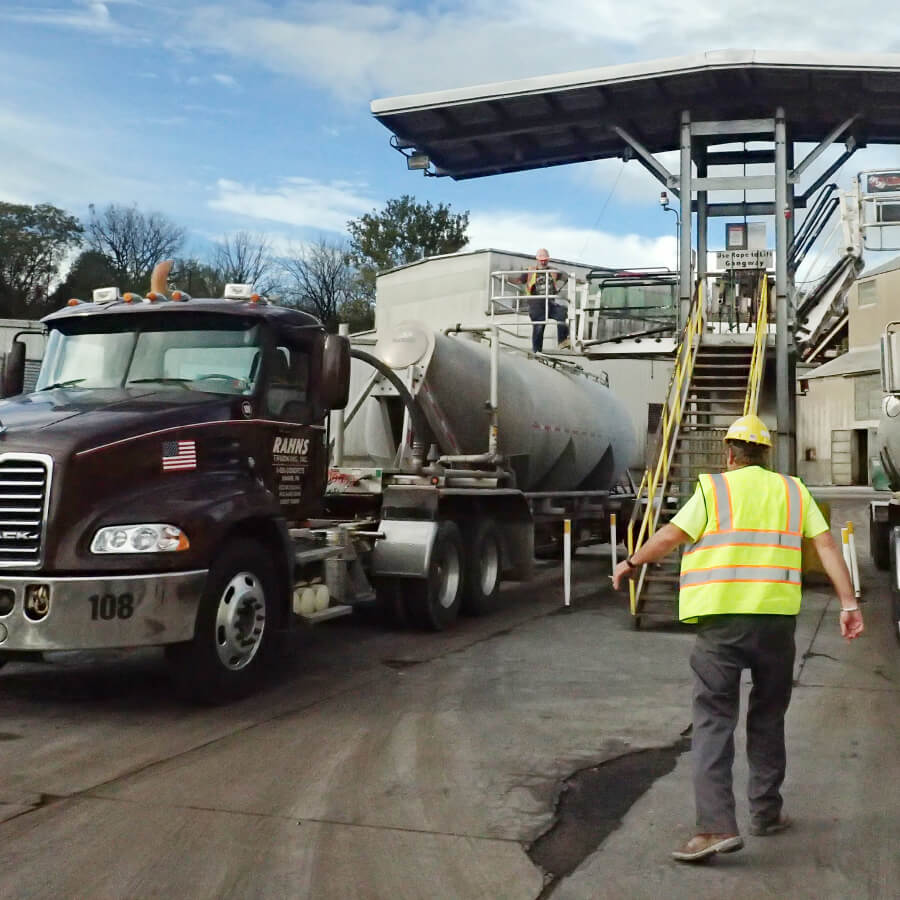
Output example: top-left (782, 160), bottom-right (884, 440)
top-left (215, 571), bottom-right (266, 670)
top-left (436, 544), bottom-right (462, 609)
top-left (480, 539), bottom-right (500, 595)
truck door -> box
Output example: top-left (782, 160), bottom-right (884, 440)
top-left (261, 343), bottom-right (324, 520)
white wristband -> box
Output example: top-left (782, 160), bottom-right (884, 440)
top-left (839, 607), bottom-right (859, 613)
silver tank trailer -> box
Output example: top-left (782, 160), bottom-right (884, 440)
top-left (364, 321), bottom-right (636, 492)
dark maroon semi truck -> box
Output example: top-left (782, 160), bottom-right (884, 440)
top-left (0, 284), bottom-right (354, 699)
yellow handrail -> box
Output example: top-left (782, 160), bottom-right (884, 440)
top-left (744, 274), bottom-right (769, 416)
top-left (627, 284), bottom-right (704, 615)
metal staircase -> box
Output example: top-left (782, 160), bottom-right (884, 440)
top-left (627, 275), bottom-right (770, 627)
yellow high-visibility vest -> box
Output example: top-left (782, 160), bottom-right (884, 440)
top-left (679, 468), bottom-right (805, 621)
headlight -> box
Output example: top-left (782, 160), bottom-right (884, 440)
top-left (884, 395), bottom-right (900, 418)
top-left (91, 524), bottom-right (190, 554)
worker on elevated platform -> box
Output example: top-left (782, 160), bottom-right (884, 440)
top-left (509, 248), bottom-right (570, 353)
top-left (612, 415), bottom-right (863, 863)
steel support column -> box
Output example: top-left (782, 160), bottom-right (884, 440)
top-left (679, 111), bottom-right (693, 328)
top-left (697, 148), bottom-right (708, 283)
top-left (774, 108), bottom-right (792, 474)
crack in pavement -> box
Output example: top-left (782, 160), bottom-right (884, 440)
top-left (68, 792), bottom-right (525, 844)
top-left (527, 733), bottom-right (693, 899)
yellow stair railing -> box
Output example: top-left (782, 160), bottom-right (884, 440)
top-left (627, 284), bottom-right (705, 619)
top-left (744, 273), bottom-right (769, 416)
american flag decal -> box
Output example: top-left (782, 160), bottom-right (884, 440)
top-left (162, 440), bottom-right (197, 472)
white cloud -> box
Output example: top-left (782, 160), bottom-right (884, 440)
top-left (171, 1), bottom-right (900, 104)
top-left (212, 72), bottom-right (237, 88)
top-left (466, 210), bottom-right (677, 269)
top-left (208, 177), bottom-right (374, 232)
top-left (1, 0), bottom-right (135, 36)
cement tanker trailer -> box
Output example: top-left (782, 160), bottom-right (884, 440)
top-left (326, 320), bottom-right (636, 629)
top-left (869, 320), bottom-right (900, 641)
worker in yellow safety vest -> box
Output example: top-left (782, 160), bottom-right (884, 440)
top-left (612, 415), bottom-right (863, 862)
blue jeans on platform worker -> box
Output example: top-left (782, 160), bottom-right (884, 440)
top-left (528, 297), bottom-right (569, 353)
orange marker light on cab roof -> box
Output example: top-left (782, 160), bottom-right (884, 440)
top-left (250, 293), bottom-right (261, 303)
top-left (123, 293), bottom-right (138, 303)
top-left (145, 292), bottom-right (160, 303)
top-left (171, 291), bottom-right (187, 302)
top-left (67, 298), bottom-right (81, 307)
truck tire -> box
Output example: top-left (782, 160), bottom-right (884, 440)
top-left (166, 539), bottom-right (280, 703)
top-left (405, 521), bottom-right (465, 631)
top-left (869, 505), bottom-right (890, 571)
top-left (462, 520), bottom-right (502, 616)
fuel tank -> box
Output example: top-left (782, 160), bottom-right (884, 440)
top-left (349, 321), bottom-right (636, 492)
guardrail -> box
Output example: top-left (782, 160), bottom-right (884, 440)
top-left (744, 273), bottom-right (770, 416)
top-left (626, 282), bottom-right (704, 617)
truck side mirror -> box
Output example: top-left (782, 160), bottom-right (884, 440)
top-left (320, 333), bottom-right (350, 410)
top-left (2, 340), bottom-right (26, 398)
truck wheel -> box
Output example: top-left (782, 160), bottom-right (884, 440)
top-left (462, 520), bottom-right (502, 616)
top-left (406, 521), bottom-right (464, 631)
top-left (167, 539), bottom-right (280, 703)
top-left (869, 506), bottom-right (890, 571)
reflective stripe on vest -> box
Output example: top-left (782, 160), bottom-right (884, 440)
top-left (678, 468), bottom-right (805, 620)
top-left (526, 268), bottom-right (560, 295)
top-left (680, 566), bottom-right (801, 589)
top-left (684, 530), bottom-right (802, 554)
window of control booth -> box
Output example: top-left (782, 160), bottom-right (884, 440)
top-left (265, 346), bottom-right (311, 422)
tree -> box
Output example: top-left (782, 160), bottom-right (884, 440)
top-left (281, 238), bottom-right (372, 332)
top-left (347, 194), bottom-right (469, 299)
top-left (86, 203), bottom-right (186, 290)
top-left (212, 231), bottom-right (277, 294)
top-left (0, 202), bottom-right (82, 317)
top-left (48, 249), bottom-right (118, 308)
top-left (168, 258), bottom-right (225, 298)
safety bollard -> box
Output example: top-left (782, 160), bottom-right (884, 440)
top-left (846, 521), bottom-right (861, 600)
top-left (564, 518), bottom-right (572, 607)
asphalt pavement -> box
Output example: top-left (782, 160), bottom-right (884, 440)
top-left (0, 497), bottom-right (896, 899)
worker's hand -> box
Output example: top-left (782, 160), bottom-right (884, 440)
top-left (612, 560), bottom-right (636, 591)
top-left (839, 608), bottom-right (864, 641)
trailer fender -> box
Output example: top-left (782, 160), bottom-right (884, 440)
top-left (370, 520), bottom-right (439, 578)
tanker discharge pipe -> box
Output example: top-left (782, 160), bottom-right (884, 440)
top-left (349, 347), bottom-right (436, 472)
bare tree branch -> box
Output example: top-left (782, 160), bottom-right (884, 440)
top-left (213, 231), bottom-right (277, 293)
top-left (280, 237), bottom-right (370, 331)
top-left (87, 203), bottom-right (186, 290)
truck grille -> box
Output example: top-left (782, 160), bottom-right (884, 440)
top-left (0, 455), bottom-right (51, 568)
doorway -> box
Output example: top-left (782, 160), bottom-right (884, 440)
top-left (852, 429), bottom-right (869, 485)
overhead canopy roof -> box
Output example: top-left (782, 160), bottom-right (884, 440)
top-left (371, 50), bottom-right (900, 180)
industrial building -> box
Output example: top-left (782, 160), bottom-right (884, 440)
top-left (798, 256), bottom-right (900, 485)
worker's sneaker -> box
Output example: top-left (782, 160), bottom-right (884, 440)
top-left (557, 338), bottom-right (571, 350)
top-left (749, 814), bottom-right (792, 836)
top-left (671, 833), bottom-right (744, 862)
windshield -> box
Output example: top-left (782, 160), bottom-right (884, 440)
top-left (36, 318), bottom-right (263, 396)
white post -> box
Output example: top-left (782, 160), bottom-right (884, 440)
top-left (610, 513), bottom-right (618, 573)
top-left (841, 526), bottom-right (853, 580)
top-left (563, 518), bottom-right (572, 607)
top-left (489, 326), bottom-right (499, 456)
top-left (847, 521), bottom-right (861, 599)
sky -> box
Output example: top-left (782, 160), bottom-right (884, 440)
top-left (1, 0), bottom-right (900, 278)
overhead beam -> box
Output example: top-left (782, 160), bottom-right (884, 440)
top-left (690, 118), bottom-right (775, 136)
top-left (706, 149), bottom-right (775, 166)
top-left (693, 175), bottom-right (776, 191)
top-left (790, 114), bottom-right (859, 182)
top-left (611, 124), bottom-right (678, 189)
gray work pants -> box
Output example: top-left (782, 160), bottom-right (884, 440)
top-left (690, 614), bottom-right (796, 834)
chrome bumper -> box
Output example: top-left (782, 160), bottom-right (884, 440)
top-left (0, 570), bottom-right (207, 652)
